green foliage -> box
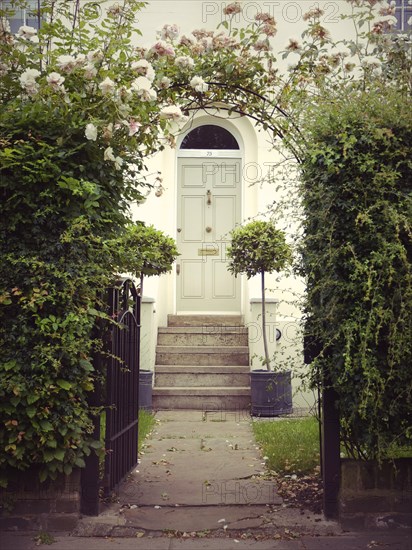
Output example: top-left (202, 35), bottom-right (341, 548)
top-left (0, 0), bottom-right (178, 485)
top-left (253, 417), bottom-right (320, 474)
top-left (112, 223), bottom-right (179, 279)
top-left (227, 221), bottom-right (292, 370)
top-left (227, 221), bottom-right (292, 278)
top-left (299, 90), bottom-right (412, 461)
top-left (33, 532), bottom-right (56, 545)
top-left (138, 410), bottom-right (156, 453)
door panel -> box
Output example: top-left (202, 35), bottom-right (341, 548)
top-left (214, 196), bottom-right (236, 240)
top-left (180, 260), bottom-right (204, 298)
top-left (213, 260), bottom-right (236, 298)
top-left (177, 157), bottom-right (241, 312)
top-left (181, 196), bottom-right (204, 241)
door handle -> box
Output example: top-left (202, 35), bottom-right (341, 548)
top-left (176, 264), bottom-right (180, 275)
top-left (207, 190), bottom-right (211, 205)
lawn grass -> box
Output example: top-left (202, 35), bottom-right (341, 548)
top-left (252, 416), bottom-right (320, 475)
top-left (100, 409), bottom-right (156, 455)
top-left (138, 409), bottom-right (156, 452)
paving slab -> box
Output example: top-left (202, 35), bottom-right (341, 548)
top-left (118, 411), bottom-right (278, 508)
top-left (75, 410), bottom-right (340, 537)
top-left (1, 531), bottom-right (411, 550)
top-left (6, 409), bottom-right (409, 549)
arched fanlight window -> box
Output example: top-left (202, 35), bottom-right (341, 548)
top-left (180, 125), bottom-right (240, 150)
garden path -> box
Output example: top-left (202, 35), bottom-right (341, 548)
top-left (75, 410), bottom-right (340, 538)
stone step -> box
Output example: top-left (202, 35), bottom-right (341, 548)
top-left (168, 314), bottom-right (244, 327)
top-left (152, 386), bottom-right (251, 410)
top-left (156, 346), bottom-right (249, 366)
top-left (155, 365), bottom-right (250, 387)
top-left (157, 326), bottom-right (248, 347)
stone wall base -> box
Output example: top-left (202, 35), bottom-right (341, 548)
top-left (0, 468), bottom-right (81, 531)
top-left (339, 458), bottom-right (412, 530)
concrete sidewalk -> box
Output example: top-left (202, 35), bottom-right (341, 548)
top-left (74, 409), bottom-right (339, 537)
top-left (1, 410), bottom-right (411, 549)
top-left (0, 530), bottom-right (411, 550)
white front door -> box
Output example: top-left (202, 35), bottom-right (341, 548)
top-left (176, 156), bottom-right (241, 312)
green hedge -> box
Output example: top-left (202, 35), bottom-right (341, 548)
top-left (300, 90), bottom-right (412, 460)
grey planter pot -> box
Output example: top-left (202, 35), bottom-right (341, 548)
top-left (250, 370), bottom-right (293, 417)
top-left (138, 370), bottom-right (153, 411)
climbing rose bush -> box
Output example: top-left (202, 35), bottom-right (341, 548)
top-left (0, 0), bottom-right (188, 486)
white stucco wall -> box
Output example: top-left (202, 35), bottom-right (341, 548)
top-left (130, 0), bottom-right (355, 319)
top-left (126, 1), bottom-right (357, 408)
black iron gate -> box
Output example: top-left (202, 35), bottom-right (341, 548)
top-left (81, 278), bottom-right (141, 515)
top-left (104, 278), bottom-right (141, 496)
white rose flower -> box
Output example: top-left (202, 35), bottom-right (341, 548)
top-left (17, 25), bottom-right (37, 39)
top-left (131, 75), bottom-right (151, 92)
top-left (378, 15), bottom-right (398, 26)
top-left (160, 23), bottom-right (180, 40)
top-left (131, 76), bottom-right (157, 99)
top-left (19, 68), bottom-right (41, 87)
top-left (131, 59), bottom-right (155, 82)
top-left (114, 156), bottom-right (123, 170)
top-left (1, 17), bottom-right (11, 34)
top-left (175, 56), bottom-right (195, 69)
top-left (57, 55), bottom-right (77, 73)
top-left (83, 63), bottom-right (97, 79)
top-left (74, 54), bottom-right (86, 67)
top-left (150, 40), bottom-right (175, 57)
top-left (189, 76), bottom-right (208, 92)
top-left (103, 147), bottom-right (123, 170)
top-left (85, 123), bottom-right (98, 141)
top-left (104, 147), bottom-right (116, 162)
top-left (146, 65), bottom-right (155, 82)
top-left (158, 76), bottom-right (171, 89)
top-left (361, 56), bottom-right (382, 68)
top-left (126, 119), bottom-right (141, 136)
top-left (0, 62), bottom-right (8, 77)
top-left (142, 88), bottom-right (157, 101)
top-left (159, 105), bottom-right (186, 122)
top-left (87, 50), bottom-right (104, 63)
top-left (47, 72), bottom-right (65, 89)
top-left (99, 76), bottom-right (115, 95)
top-left (131, 59), bottom-right (147, 72)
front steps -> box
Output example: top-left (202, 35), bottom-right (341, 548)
top-left (153, 315), bottom-right (251, 411)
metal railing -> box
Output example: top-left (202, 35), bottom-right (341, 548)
top-left (81, 278), bottom-right (141, 515)
top-left (104, 278), bottom-right (141, 496)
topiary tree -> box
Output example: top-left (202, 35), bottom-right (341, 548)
top-left (112, 222), bottom-right (179, 294)
top-left (227, 221), bottom-right (292, 370)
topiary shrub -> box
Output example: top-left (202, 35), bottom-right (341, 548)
top-left (227, 220), bottom-right (292, 371)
